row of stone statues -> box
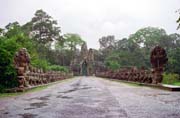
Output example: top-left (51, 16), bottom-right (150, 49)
top-left (96, 67), bottom-right (153, 84)
top-left (14, 48), bottom-right (73, 88)
top-left (96, 46), bottom-right (168, 84)
top-left (25, 68), bottom-right (72, 87)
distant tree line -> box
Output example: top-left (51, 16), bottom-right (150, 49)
top-left (96, 27), bottom-right (180, 76)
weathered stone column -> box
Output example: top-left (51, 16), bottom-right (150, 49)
top-left (150, 46), bottom-right (168, 84)
top-left (14, 48), bottom-right (30, 88)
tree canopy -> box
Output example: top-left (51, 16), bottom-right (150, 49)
top-left (29, 9), bottom-right (62, 45)
top-left (177, 9), bottom-right (180, 30)
top-left (97, 27), bottom-right (180, 73)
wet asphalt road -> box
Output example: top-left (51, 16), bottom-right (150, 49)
top-left (0, 76), bottom-right (180, 118)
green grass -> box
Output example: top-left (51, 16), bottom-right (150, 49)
top-left (162, 73), bottom-right (180, 86)
top-left (173, 82), bottom-right (180, 86)
top-left (124, 82), bottom-right (142, 87)
top-left (0, 85), bottom-right (48, 98)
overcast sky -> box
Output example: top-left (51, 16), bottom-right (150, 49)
top-left (0, 0), bottom-right (180, 49)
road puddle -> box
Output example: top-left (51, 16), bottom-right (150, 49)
top-left (18, 113), bottom-right (38, 118)
top-left (56, 95), bottom-right (73, 99)
top-left (79, 87), bottom-right (92, 90)
top-left (30, 102), bottom-right (48, 108)
top-left (38, 96), bottom-right (50, 101)
top-left (3, 112), bottom-right (9, 114)
top-left (24, 107), bottom-right (36, 110)
top-left (25, 95), bottom-right (51, 101)
top-left (144, 93), bottom-right (170, 97)
top-left (58, 86), bottom-right (92, 94)
top-left (167, 113), bottom-right (180, 117)
top-left (58, 89), bottom-right (77, 94)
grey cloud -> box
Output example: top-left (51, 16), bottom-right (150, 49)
top-left (0, 0), bottom-right (179, 49)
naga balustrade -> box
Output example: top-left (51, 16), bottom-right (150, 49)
top-left (14, 48), bottom-right (73, 88)
top-left (96, 45), bottom-right (168, 84)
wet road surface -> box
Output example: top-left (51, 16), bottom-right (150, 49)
top-left (0, 76), bottom-right (180, 118)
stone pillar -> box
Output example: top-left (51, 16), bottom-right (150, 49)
top-left (14, 48), bottom-right (30, 88)
top-left (87, 48), bottom-right (94, 76)
top-left (150, 46), bottom-right (168, 84)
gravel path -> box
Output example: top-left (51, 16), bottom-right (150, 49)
top-left (0, 76), bottom-right (180, 118)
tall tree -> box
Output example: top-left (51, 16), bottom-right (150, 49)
top-left (54, 33), bottom-right (84, 66)
top-left (30, 9), bottom-right (62, 45)
top-left (63, 33), bottom-right (84, 51)
top-left (99, 35), bottom-right (116, 50)
top-left (176, 9), bottom-right (180, 30)
top-left (4, 22), bottom-right (22, 38)
top-left (99, 35), bottom-right (116, 60)
top-left (129, 27), bottom-right (167, 50)
top-left (0, 28), bottom-right (4, 36)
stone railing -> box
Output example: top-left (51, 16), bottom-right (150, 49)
top-left (96, 46), bottom-right (168, 84)
top-left (24, 67), bottom-right (73, 87)
top-left (96, 68), bottom-right (153, 84)
top-left (14, 48), bottom-right (73, 88)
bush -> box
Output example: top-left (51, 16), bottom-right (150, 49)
top-left (31, 59), bottom-right (50, 71)
top-left (0, 30), bottom-right (38, 90)
top-left (0, 35), bottom-right (21, 90)
top-left (163, 73), bottom-right (180, 85)
top-left (48, 65), bottom-right (69, 72)
top-left (105, 60), bottom-right (120, 71)
top-left (31, 59), bottom-right (69, 73)
top-left (0, 48), bottom-right (18, 90)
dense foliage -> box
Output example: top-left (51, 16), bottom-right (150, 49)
top-left (48, 65), bottom-right (69, 72)
top-left (97, 27), bottom-right (180, 77)
top-left (163, 73), bottom-right (180, 85)
top-left (0, 22), bottom-right (37, 90)
top-left (0, 9), bottom-right (85, 90)
top-left (0, 48), bottom-right (18, 91)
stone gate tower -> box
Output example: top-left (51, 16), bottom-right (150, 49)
top-left (80, 42), bottom-right (94, 76)
top-left (70, 42), bottom-right (95, 76)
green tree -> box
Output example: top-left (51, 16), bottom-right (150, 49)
top-left (0, 48), bottom-right (18, 91)
top-left (4, 22), bottom-right (22, 38)
top-left (30, 9), bottom-right (62, 45)
top-left (167, 48), bottom-right (180, 75)
top-left (98, 35), bottom-right (116, 61)
top-left (0, 22), bottom-right (43, 91)
top-left (53, 33), bottom-right (85, 66)
top-left (63, 33), bottom-right (84, 65)
top-left (169, 33), bottom-right (180, 48)
top-left (63, 33), bottom-right (84, 51)
top-left (0, 28), bottom-right (4, 36)
top-left (99, 35), bottom-right (116, 50)
top-left (129, 27), bottom-right (167, 50)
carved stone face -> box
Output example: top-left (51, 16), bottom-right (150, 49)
top-left (15, 48), bottom-right (30, 65)
top-left (150, 46), bottom-right (167, 69)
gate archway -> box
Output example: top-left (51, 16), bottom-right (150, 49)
top-left (81, 60), bottom-right (88, 76)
